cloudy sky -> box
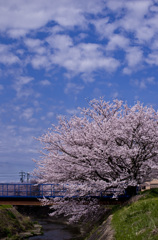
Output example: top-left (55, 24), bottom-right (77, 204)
top-left (1, 0), bottom-right (158, 182)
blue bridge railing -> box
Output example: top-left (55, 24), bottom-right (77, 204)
top-left (0, 183), bottom-right (67, 198)
top-left (0, 183), bottom-right (130, 199)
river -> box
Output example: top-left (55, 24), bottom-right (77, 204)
top-left (28, 217), bottom-right (81, 240)
top-left (16, 206), bottom-right (81, 240)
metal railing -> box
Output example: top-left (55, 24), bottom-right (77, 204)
top-left (0, 183), bottom-right (130, 199)
top-left (0, 183), bottom-right (66, 198)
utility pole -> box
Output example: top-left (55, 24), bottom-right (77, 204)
top-left (26, 173), bottom-right (30, 183)
top-left (19, 171), bottom-right (25, 183)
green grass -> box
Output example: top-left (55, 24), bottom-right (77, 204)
top-left (0, 206), bottom-right (35, 239)
top-left (0, 205), bottom-right (12, 209)
top-left (112, 189), bottom-right (158, 240)
top-left (140, 188), bottom-right (158, 200)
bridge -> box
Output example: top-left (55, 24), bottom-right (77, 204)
top-left (0, 183), bottom-right (131, 205)
top-left (0, 183), bottom-right (67, 198)
top-left (0, 183), bottom-right (68, 205)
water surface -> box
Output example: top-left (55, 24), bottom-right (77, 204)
top-left (29, 218), bottom-right (80, 240)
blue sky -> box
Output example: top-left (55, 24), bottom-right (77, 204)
top-left (1, 0), bottom-right (158, 182)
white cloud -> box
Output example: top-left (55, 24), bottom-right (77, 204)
top-left (140, 80), bottom-right (146, 89)
top-left (0, 54), bottom-right (19, 65)
top-left (80, 73), bottom-right (95, 83)
top-left (106, 0), bottom-right (125, 11)
top-left (135, 26), bottom-right (154, 43)
top-left (47, 36), bottom-right (120, 75)
top-left (150, 5), bottom-right (158, 12)
top-left (131, 77), bottom-right (156, 89)
top-left (0, 44), bottom-right (19, 65)
top-left (28, 33), bottom-right (120, 76)
top-left (40, 80), bottom-right (51, 86)
top-left (0, 118), bottom-right (41, 180)
top-left (118, 1), bottom-right (155, 44)
top-left (40, 110), bottom-right (56, 122)
top-left (146, 77), bottom-right (155, 84)
top-left (0, 0), bottom-right (105, 37)
top-left (66, 109), bottom-right (79, 115)
top-left (18, 76), bottom-right (34, 85)
top-left (126, 47), bottom-right (143, 69)
top-left (13, 76), bottom-right (34, 98)
top-left (24, 38), bottom-right (46, 55)
top-left (0, 1), bottom-right (53, 37)
top-left (64, 82), bottom-right (84, 95)
top-left (75, 33), bottom-right (88, 42)
top-left (21, 108), bottom-right (34, 120)
top-left (31, 55), bottom-right (49, 69)
top-left (151, 39), bottom-right (158, 50)
top-left (106, 34), bottom-right (129, 51)
top-left (123, 67), bottom-right (132, 75)
top-left (92, 18), bottom-right (117, 39)
top-left (125, 0), bottom-right (151, 18)
top-left (24, 38), bottom-right (42, 48)
top-left (1, 0), bottom-right (158, 79)
top-left (19, 126), bottom-right (39, 133)
top-left (7, 29), bottom-right (28, 38)
top-left (0, 121), bottom-right (39, 156)
top-left (47, 34), bottom-right (73, 50)
top-left (20, 0), bottom-right (158, 77)
top-left (47, 112), bottom-right (54, 118)
top-left (112, 91), bottom-right (119, 99)
top-left (146, 52), bottom-right (158, 65)
top-left (105, 0), bottom-right (157, 47)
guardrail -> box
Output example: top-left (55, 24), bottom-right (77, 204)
top-left (0, 183), bottom-right (131, 199)
top-left (0, 183), bottom-right (66, 198)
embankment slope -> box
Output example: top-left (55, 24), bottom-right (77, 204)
top-left (0, 205), bottom-right (42, 239)
top-left (86, 189), bottom-right (158, 240)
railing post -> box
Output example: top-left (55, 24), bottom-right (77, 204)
top-left (26, 184), bottom-right (28, 197)
top-left (51, 184), bottom-right (53, 197)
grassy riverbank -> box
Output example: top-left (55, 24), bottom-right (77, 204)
top-left (85, 189), bottom-right (158, 240)
top-left (0, 205), bottom-right (42, 239)
top-left (112, 189), bottom-right (158, 240)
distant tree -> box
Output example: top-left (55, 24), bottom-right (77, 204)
top-left (34, 99), bottom-right (158, 222)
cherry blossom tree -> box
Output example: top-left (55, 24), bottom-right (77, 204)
top-left (34, 99), bottom-right (158, 221)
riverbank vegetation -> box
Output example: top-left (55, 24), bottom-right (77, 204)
top-left (112, 188), bottom-right (158, 240)
top-left (85, 189), bottom-right (158, 240)
top-left (0, 205), bottom-right (42, 239)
